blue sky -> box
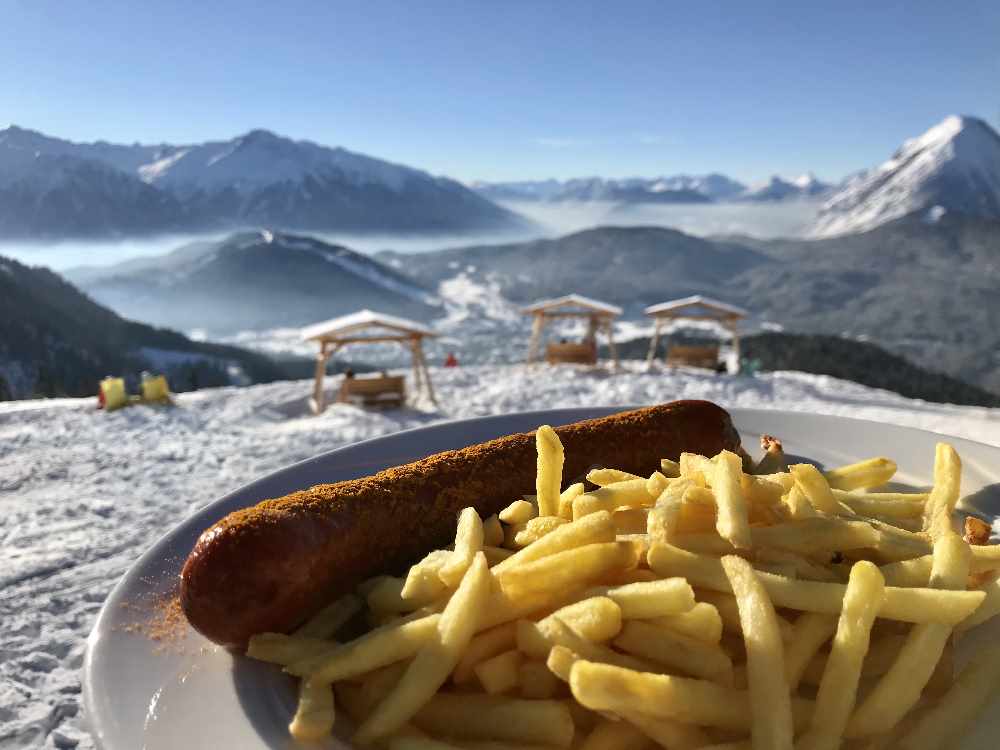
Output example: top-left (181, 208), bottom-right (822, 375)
top-left (2, 0), bottom-right (997, 183)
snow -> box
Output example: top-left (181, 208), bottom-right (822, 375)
top-left (522, 294), bottom-right (624, 316)
top-left (812, 115), bottom-right (1000, 237)
top-left (3, 362), bottom-right (1000, 747)
top-left (645, 295), bottom-right (748, 318)
top-left (300, 309), bottom-right (437, 341)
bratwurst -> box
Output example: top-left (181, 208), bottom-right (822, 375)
top-left (180, 400), bottom-right (742, 647)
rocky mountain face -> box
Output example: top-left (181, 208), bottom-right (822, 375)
top-left (812, 115), bottom-right (1000, 237)
top-left (0, 126), bottom-right (527, 238)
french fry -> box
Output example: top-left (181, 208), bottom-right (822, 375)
top-left (896, 644), bottom-right (1000, 750)
top-left (368, 576), bottom-right (413, 617)
top-left (833, 490), bottom-right (927, 519)
top-left (648, 601), bottom-right (723, 644)
top-left (958, 576), bottom-right (1000, 630)
top-left (546, 644), bottom-right (578, 682)
top-left (573, 479), bottom-right (652, 520)
top-left (523, 617), bottom-right (654, 673)
top-left (287, 613), bottom-right (441, 681)
top-left (791, 463), bottom-right (839, 513)
top-left (660, 457), bottom-right (681, 477)
top-left (557, 482), bottom-right (585, 520)
top-left (483, 514), bottom-right (505, 547)
top-left (713, 450), bottom-right (752, 550)
top-left (742, 473), bottom-right (788, 505)
top-left (294, 593), bottom-right (362, 639)
top-left (474, 649), bottom-right (523, 694)
top-left (753, 547), bottom-right (840, 582)
top-left (518, 660), bottom-right (559, 699)
top-left (503, 520), bottom-right (529, 549)
top-left (749, 518), bottom-right (880, 557)
top-left (679, 452), bottom-right (712, 483)
top-left (799, 632), bottom-right (909, 687)
top-left (620, 709), bottom-right (711, 750)
top-left (721, 555), bottom-right (794, 749)
top-left (922, 443), bottom-right (961, 540)
top-left (878, 555), bottom-right (933, 587)
top-left (389, 738), bottom-right (463, 750)
top-left (601, 577), bottom-right (695, 619)
top-left (491, 510), bottom-right (616, 574)
top-left (646, 481), bottom-right (688, 545)
top-left (288, 677), bottom-right (335, 742)
top-left (498, 541), bottom-right (640, 599)
top-left (694, 588), bottom-right (794, 642)
top-left (613, 507), bottom-right (649, 535)
top-left (535, 424), bottom-right (564, 517)
top-left (453, 622), bottom-right (517, 684)
top-left (439, 508), bottom-right (485, 587)
top-left (848, 533), bottom-right (971, 737)
top-left (783, 612), bottom-right (838, 691)
top-left (523, 515), bottom-right (568, 539)
top-left (246, 633), bottom-right (338, 666)
top-left (482, 545), bottom-right (515, 566)
top-left (578, 718), bottom-right (649, 750)
top-left (587, 467), bottom-right (641, 486)
top-left (355, 552), bottom-right (491, 743)
top-left (568, 659), bottom-right (811, 732)
top-left (825, 458), bottom-right (897, 491)
top-left (499, 499), bottom-right (536, 525)
top-left (614, 619), bottom-right (734, 685)
top-left (402, 551), bottom-right (453, 603)
top-left (648, 543), bottom-right (984, 624)
top-left (550, 596), bottom-right (623, 638)
top-left (646, 470), bottom-right (671, 498)
top-left (411, 693), bottom-right (575, 747)
top-left (782, 485), bottom-right (819, 519)
top-left (796, 561), bottom-right (884, 750)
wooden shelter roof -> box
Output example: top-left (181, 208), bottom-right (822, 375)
top-left (644, 295), bottom-right (748, 320)
top-left (521, 294), bottom-right (623, 317)
top-left (300, 309), bottom-right (436, 342)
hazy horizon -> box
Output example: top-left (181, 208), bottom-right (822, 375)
top-left (0, 199), bottom-right (821, 271)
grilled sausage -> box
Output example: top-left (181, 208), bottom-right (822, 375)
top-left (180, 400), bottom-right (742, 647)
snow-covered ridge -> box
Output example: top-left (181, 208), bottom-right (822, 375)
top-left (812, 115), bottom-right (1000, 237)
top-left (262, 231), bottom-right (440, 306)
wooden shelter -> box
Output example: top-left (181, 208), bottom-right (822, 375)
top-left (522, 294), bottom-right (622, 368)
top-left (301, 309), bottom-right (437, 414)
top-left (644, 295), bottom-right (747, 371)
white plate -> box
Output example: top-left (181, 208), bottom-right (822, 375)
top-left (83, 407), bottom-right (1000, 750)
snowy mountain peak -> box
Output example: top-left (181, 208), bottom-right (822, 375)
top-left (812, 114), bottom-right (1000, 237)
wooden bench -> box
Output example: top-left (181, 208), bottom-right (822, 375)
top-left (665, 344), bottom-right (720, 369)
top-left (546, 341), bottom-right (598, 365)
top-left (338, 375), bottom-right (406, 408)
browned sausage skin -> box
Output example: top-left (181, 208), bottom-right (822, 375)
top-left (180, 400), bottom-right (742, 647)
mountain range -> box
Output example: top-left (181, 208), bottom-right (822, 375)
top-left (472, 172), bottom-right (830, 204)
top-left (0, 126), bottom-right (525, 238)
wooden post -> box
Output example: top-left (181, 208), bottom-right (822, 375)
top-left (730, 320), bottom-right (742, 374)
top-left (311, 341), bottom-right (330, 414)
top-left (645, 317), bottom-right (662, 369)
top-left (527, 313), bottom-right (544, 364)
top-left (605, 319), bottom-right (619, 371)
top-left (415, 338), bottom-right (438, 406)
top-left (409, 338), bottom-right (424, 395)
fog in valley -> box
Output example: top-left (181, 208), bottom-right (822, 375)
top-left (0, 199), bottom-right (821, 271)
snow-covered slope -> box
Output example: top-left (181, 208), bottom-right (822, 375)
top-left (71, 230), bottom-right (443, 334)
top-left (2, 363), bottom-right (999, 747)
top-left (0, 125), bottom-right (526, 237)
top-left (812, 115), bottom-right (1000, 237)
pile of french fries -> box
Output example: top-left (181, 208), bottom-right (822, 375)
top-left (247, 427), bottom-right (1000, 749)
